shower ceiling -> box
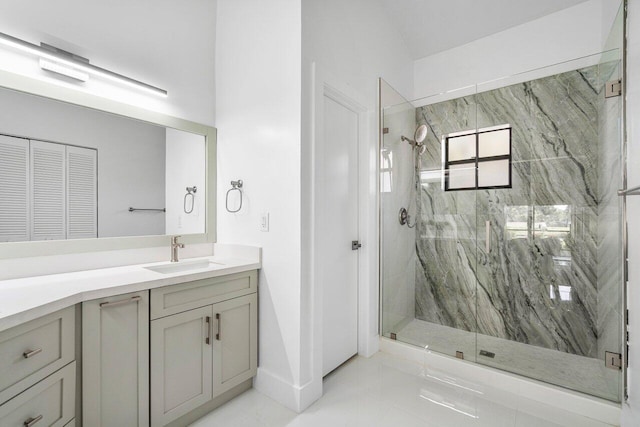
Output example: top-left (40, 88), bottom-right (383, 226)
top-left (379, 0), bottom-right (590, 59)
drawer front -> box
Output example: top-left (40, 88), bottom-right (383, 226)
top-left (150, 270), bottom-right (257, 320)
top-left (0, 361), bottom-right (75, 427)
top-left (0, 307), bottom-right (75, 404)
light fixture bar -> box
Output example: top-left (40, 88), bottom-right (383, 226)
top-left (39, 58), bottom-right (89, 82)
top-left (0, 31), bottom-right (168, 97)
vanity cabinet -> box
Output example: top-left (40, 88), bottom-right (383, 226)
top-left (150, 271), bottom-right (258, 427)
top-left (0, 306), bottom-right (76, 426)
top-left (0, 268), bottom-right (257, 427)
top-left (82, 290), bottom-right (149, 427)
top-left (150, 306), bottom-right (213, 426)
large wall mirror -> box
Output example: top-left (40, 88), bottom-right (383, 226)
top-left (0, 71), bottom-right (216, 259)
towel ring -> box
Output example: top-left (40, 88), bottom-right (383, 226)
top-left (226, 180), bottom-right (243, 213)
top-left (184, 186), bottom-right (197, 214)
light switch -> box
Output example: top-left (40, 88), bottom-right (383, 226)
top-left (260, 212), bottom-right (269, 232)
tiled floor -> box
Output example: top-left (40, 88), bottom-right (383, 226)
top-left (191, 352), bottom-right (616, 427)
top-left (396, 318), bottom-right (620, 401)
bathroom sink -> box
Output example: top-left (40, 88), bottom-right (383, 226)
top-left (145, 259), bottom-right (225, 274)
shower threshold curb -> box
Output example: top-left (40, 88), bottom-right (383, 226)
top-left (380, 337), bottom-right (620, 426)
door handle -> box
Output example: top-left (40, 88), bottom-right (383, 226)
top-left (23, 348), bottom-right (42, 359)
top-left (216, 313), bottom-right (221, 340)
top-left (99, 295), bottom-right (141, 308)
top-left (205, 316), bottom-right (211, 345)
top-left (24, 415), bottom-right (43, 427)
top-left (352, 240), bottom-right (362, 250)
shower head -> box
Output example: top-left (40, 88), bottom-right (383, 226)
top-left (401, 124), bottom-right (429, 149)
top-left (414, 124), bottom-right (428, 143)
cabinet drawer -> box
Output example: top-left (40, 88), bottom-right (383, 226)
top-left (150, 270), bottom-right (257, 319)
top-left (0, 307), bottom-right (75, 404)
top-left (0, 361), bottom-right (75, 427)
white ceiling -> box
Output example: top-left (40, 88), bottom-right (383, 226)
top-left (0, 0), bottom-right (217, 123)
top-left (379, 0), bottom-right (591, 60)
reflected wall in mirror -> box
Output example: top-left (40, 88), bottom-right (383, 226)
top-left (0, 87), bottom-right (205, 242)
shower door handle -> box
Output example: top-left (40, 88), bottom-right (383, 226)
top-left (618, 185), bottom-right (640, 196)
top-left (352, 240), bottom-right (362, 250)
top-left (485, 221), bottom-right (491, 254)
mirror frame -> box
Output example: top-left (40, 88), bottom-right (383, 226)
top-left (0, 68), bottom-right (216, 259)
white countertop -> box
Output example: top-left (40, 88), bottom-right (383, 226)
top-left (0, 254), bottom-right (261, 333)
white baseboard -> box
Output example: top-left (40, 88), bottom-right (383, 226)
top-left (253, 367), bottom-right (322, 413)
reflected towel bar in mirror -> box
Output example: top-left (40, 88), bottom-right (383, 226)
top-left (128, 207), bottom-right (166, 212)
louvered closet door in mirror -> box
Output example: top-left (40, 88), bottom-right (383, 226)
top-left (30, 140), bottom-right (66, 241)
top-left (66, 146), bottom-right (97, 239)
top-left (0, 135), bottom-right (29, 242)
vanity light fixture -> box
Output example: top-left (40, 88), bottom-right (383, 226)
top-left (0, 31), bottom-right (167, 97)
top-left (40, 58), bottom-right (89, 82)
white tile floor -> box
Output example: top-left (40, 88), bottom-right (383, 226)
top-left (191, 352), bottom-right (617, 427)
top-left (396, 319), bottom-right (619, 401)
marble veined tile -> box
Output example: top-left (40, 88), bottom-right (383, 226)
top-left (411, 63), bottom-right (623, 372)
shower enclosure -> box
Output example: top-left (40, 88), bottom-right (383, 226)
top-left (379, 14), bottom-right (625, 402)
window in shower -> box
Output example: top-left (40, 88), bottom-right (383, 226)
top-left (443, 125), bottom-right (512, 191)
top-left (380, 148), bottom-right (393, 193)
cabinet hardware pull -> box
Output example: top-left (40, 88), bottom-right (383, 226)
top-left (99, 295), bottom-right (142, 308)
top-left (24, 414), bottom-right (43, 427)
top-left (205, 316), bottom-right (211, 345)
top-left (23, 348), bottom-right (42, 359)
top-left (216, 313), bottom-right (221, 341)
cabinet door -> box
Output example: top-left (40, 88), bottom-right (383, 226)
top-left (212, 294), bottom-right (257, 397)
top-left (151, 305), bottom-right (213, 427)
top-left (83, 291), bottom-right (149, 427)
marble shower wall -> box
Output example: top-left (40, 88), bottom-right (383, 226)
top-left (414, 63), bottom-right (621, 358)
top-left (381, 100), bottom-right (417, 335)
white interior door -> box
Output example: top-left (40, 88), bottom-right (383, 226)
top-left (322, 94), bottom-right (359, 376)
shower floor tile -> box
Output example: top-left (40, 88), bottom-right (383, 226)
top-left (191, 352), bottom-right (617, 427)
top-left (395, 318), bottom-right (620, 402)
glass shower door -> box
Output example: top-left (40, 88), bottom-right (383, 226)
top-left (379, 79), bottom-right (419, 343)
top-left (473, 55), bottom-right (624, 401)
top-left (380, 78), bottom-right (481, 358)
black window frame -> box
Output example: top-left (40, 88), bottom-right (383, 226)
top-left (443, 125), bottom-right (512, 192)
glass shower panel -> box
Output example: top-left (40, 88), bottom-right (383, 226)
top-left (474, 54), bottom-right (623, 401)
top-left (379, 2), bottom-right (624, 399)
top-left (379, 79), bottom-right (420, 343)
top-left (401, 87), bottom-right (479, 357)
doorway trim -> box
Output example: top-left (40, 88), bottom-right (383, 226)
top-left (304, 61), bottom-right (377, 409)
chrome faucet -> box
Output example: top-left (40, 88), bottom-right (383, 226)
top-left (170, 236), bottom-right (184, 262)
